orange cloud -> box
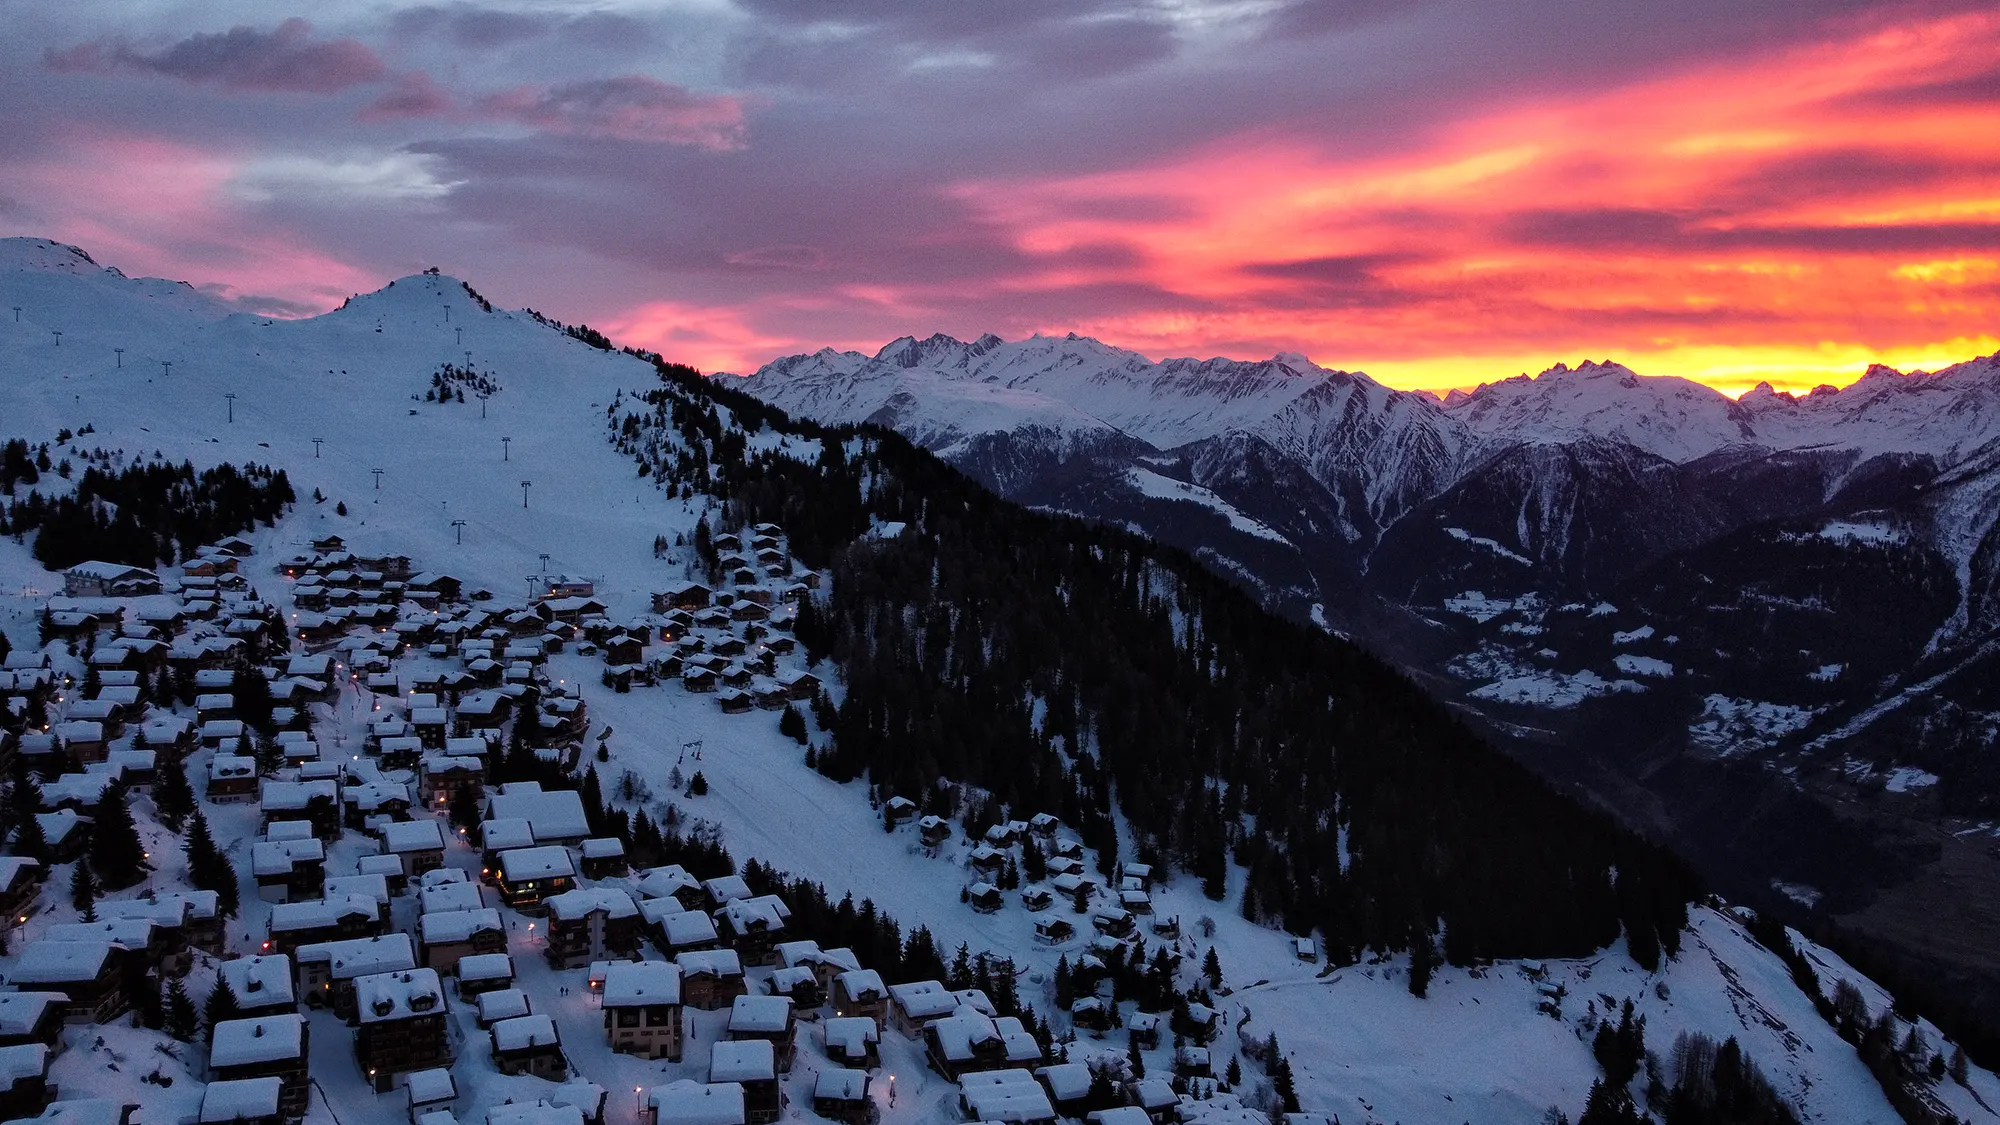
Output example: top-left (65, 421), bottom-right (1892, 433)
top-left (599, 299), bottom-right (834, 376)
top-left (936, 9), bottom-right (2000, 394)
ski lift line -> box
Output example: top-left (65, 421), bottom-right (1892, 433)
top-left (222, 387), bottom-right (593, 578)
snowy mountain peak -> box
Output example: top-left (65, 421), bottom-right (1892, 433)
top-left (0, 237), bottom-right (103, 274)
top-left (742, 331), bottom-right (1387, 454)
top-left (0, 237), bottom-right (237, 325)
top-left (1524, 358), bottom-right (1641, 383)
top-left (325, 271), bottom-right (514, 328)
top-left (1446, 359), bottom-right (1755, 461)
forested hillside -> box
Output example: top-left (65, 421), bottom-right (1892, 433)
top-left (0, 443), bottom-right (294, 569)
top-left (612, 358), bottom-right (1699, 968)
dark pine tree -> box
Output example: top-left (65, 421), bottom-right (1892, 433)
top-left (231, 668), bottom-right (276, 734)
top-left (184, 810), bottom-right (240, 918)
top-left (1270, 1055), bottom-right (1299, 1113)
top-left (152, 757), bottom-right (195, 834)
top-left (125, 957), bottom-right (162, 1029)
top-left (70, 861), bottom-right (97, 920)
top-left (779, 706), bottom-right (808, 745)
top-left (89, 780), bottom-right (149, 889)
top-left (164, 976), bottom-right (198, 1041)
top-left (1409, 922), bottom-right (1434, 999)
top-left (10, 793), bottom-right (48, 864)
top-left (204, 981), bottom-right (241, 1043)
top-left (449, 785), bottom-right (481, 833)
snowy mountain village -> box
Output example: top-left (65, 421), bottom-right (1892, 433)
top-left (0, 522), bottom-right (1231, 1125)
top-left (0, 248), bottom-right (1995, 1125)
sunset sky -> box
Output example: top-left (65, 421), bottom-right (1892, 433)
top-left (5, 0), bottom-right (1998, 394)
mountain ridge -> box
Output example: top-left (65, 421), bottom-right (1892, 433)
top-left (741, 322), bottom-right (2000, 1057)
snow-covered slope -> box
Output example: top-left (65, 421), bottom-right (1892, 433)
top-left (0, 243), bottom-right (675, 606)
top-left (3, 239), bottom-right (1996, 1125)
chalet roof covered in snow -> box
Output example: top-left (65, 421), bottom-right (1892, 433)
top-left (960, 1069), bottom-right (1056, 1124)
top-left (420, 908), bottom-right (504, 944)
top-left (477, 988), bottom-right (532, 1023)
top-left (718, 895), bottom-right (788, 933)
top-left (210, 1014), bottom-right (306, 1066)
top-left (218, 954), bottom-right (295, 1007)
top-left (834, 968), bottom-right (885, 999)
top-left (384, 819), bottom-right (447, 854)
top-left (458, 953), bottom-right (514, 982)
top-left (355, 968), bottom-right (446, 1022)
top-left (545, 887), bottom-right (639, 921)
top-left (700, 875), bottom-right (751, 904)
top-left (676, 949), bottom-right (742, 978)
top-left (420, 881), bottom-right (486, 914)
top-left (65, 560), bottom-right (156, 582)
top-left (814, 1068), bottom-right (868, 1102)
top-left (486, 782), bottom-right (589, 842)
top-left (648, 1081), bottom-right (745, 1125)
top-left (821, 1016), bottom-right (880, 1054)
top-left (492, 1013), bottom-right (560, 1052)
top-left (11, 941), bottom-right (118, 983)
top-left (727, 994), bottom-right (791, 1034)
top-left (253, 837), bottom-right (324, 876)
top-left (931, 1009), bottom-right (1040, 1065)
top-left (296, 932), bottom-right (416, 978)
top-left (656, 909), bottom-right (717, 945)
top-left (270, 894), bottom-right (380, 934)
top-left (602, 960), bottom-right (680, 1007)
top-left (201, 1077), bottom-right (283, 1123)
top-left (0, 993), bottom-right (66, 1036)
top-left (888, 979), bottom-right (956, 1022)
top-left (405, 1067), bottom-right (457, 1106)
top-left (0, 1043), bottom-right (47, 1085)
top-left (1037, 1062), bottom-right (1093, 1102)
top-left (482, 818), bottom-right (536, 851)
top-left (500, 845), bottom-right (575, 882)
top-left (708, 1039), bottom-right (774, 1083)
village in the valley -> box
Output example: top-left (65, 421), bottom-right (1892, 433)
top-left (0, 523), bottom-right (1242, 1125)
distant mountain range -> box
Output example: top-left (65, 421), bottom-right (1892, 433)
top-left (740, 331), bottom-right (2000, 1008)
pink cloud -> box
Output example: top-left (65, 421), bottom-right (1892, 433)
top-left (46, 18), bottom-right (386, 94)
top-left (0, 131), bottom-right (381, 314)
top-left (599, 298), bottom-right (851, 375)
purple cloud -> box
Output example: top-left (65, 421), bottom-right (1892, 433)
top-left (45, 18), bottom-right (386, 94)
top-left (473, 76), bottom-right (747, 148)
top-left (361, 72), bottom-right (455, 120)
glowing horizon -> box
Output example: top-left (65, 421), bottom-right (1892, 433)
top-left (5, 2), bottom-right (1997, 398)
